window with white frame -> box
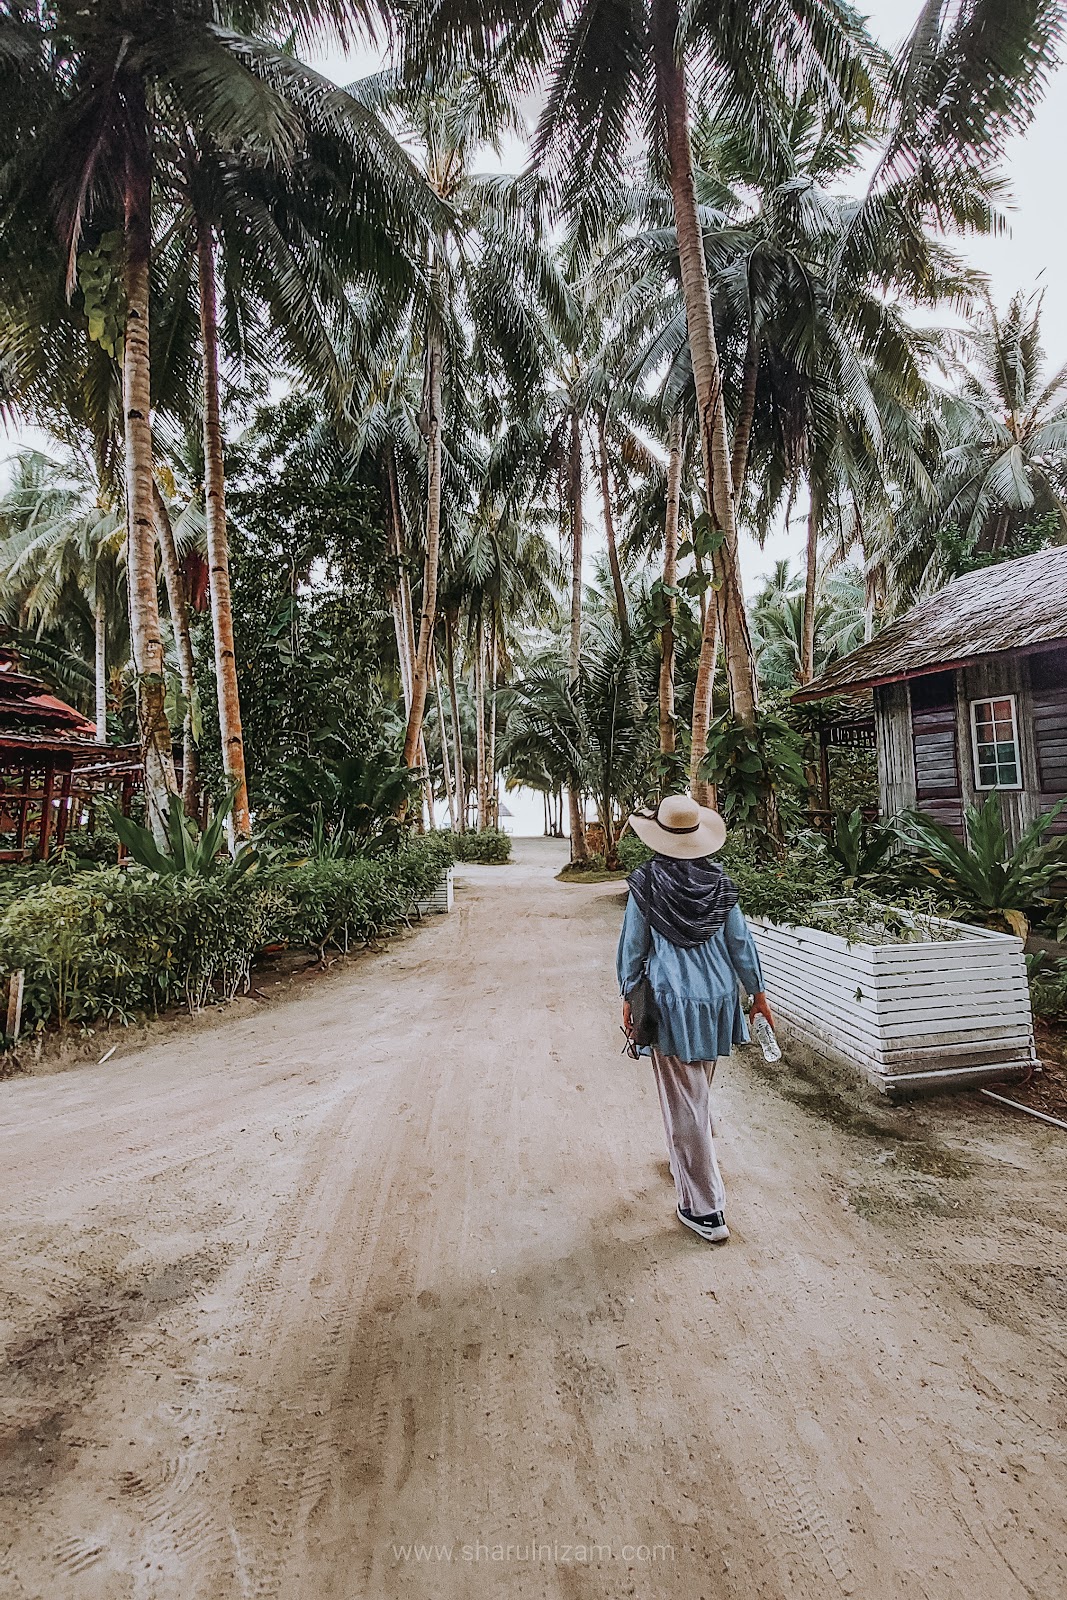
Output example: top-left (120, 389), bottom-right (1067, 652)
top-left (970, 695), bottom-right (1022, 789)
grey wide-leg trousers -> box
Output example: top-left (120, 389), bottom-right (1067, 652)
top-left (650, 1049), bottom-right (727, 1216)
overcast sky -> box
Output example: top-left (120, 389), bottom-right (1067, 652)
top-left (3, 2), bottom-right (1064, 596)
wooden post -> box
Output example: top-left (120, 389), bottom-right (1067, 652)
top-left (55, 767), bottom-right (73, 849)
top-left (819, 727), bottom-right (831, 819)
top-left (16, 767), bottom-right (31, 851)
top-left (6, 970), bottom-right (24, 1043)
top-left (39, 761), bottom-right (56, 859)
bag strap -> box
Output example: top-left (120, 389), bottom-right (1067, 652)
top-left (640, 862), bottom-right (655, 970)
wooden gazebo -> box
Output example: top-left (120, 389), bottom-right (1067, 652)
top-left (0, 648), bottom-right (140, 862)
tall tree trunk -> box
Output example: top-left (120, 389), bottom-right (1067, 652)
top-left (445, 609), bottom-right (466, 831)
top-left (567, 410), bottom-right (589, 862)
top-left (386, 441), bottom-right (415, 711)
top-left (93, 583), bottom-right (107, 743)
top-left (432, 648), bottom-right (456, 829)
top-left (801, 481), bottom-right (821, 685)
top-left (152, 481), bottom-right (199, 814)
top-left (659, 409), bottom-right (683, 756)
top-left (598, 414), bottom-right (630, 649)
top-left (487, 620), bottom-right (498, 828)
top-left (474, 614), bottom-right (487, 832)
top-left (391, 590), bottom-right (412, 713)
top-left (403, 301), bottom-right (444, 768)
top-left (196, 217), bottom-right (249, 838)
top-left (567, 410), bottom-right (583, 681)
top-left (731, 322), bottom-right (760, 497)
top-left (652, 0), bottom-right (758, 730)
top-left (122, 80), bottom-right (177, 843)
top-left (689, 610), bottom-right (718, 807)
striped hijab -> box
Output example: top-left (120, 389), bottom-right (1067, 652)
top-left (627, 855), bottom-right (739, 949)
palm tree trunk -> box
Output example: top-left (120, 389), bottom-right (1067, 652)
top-left (386, 442), bottom-right (414, 711)
top-left (432, 648), bottom-right (456, 829)
top-left (196, 217), bottom-right (250, 839)
top-left (652, 0), bottom-right (758, 729)
top-left (93, 584), bottom-right (107, 744)
top-left (567, 410), bottom-right (588, 861)
top-left (801, 481), bottom-right (821, 685)
top-left (689, 610), bottom-right (718, 807)
top-left (731, 322), bottom-right (760, 496)
top-left (659, 409), bottom-right (683, 756)
top-left (567, 410), bottom-right (583, 681)
top-left (598, 415), bottom-right (630, 648)
top-left (122, 80), bottom-right (177, 843)
top-left (487, 620), bottom-right (498, 828)
top-left (445, 609), bottom-right (466, 831)
top-left (474, 613), bottom-right (487, 832)
top-left (403, 303), bottom-right (444, 769)
top-left (152, 482), bottom-right (199, 814)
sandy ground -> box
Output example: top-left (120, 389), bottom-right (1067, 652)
top-left (1, 836), bottom-right (1066, 1600)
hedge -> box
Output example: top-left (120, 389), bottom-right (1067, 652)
top-left (446, 828), bottom-right (512, 864)
top-left (0, 836), bottom-right (452, 1035)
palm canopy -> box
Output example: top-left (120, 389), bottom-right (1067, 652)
top-left (938, 291), bottom-right (1067, 542)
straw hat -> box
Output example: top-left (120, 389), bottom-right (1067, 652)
top-left (626, 793), bottom-right (726, 859)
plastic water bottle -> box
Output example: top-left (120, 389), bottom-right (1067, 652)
top-left (751, 1013), bottom-right (782, 1063)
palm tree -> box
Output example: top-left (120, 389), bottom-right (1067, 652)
top-left (2, 2), bottom-right (423, 837)
top-left (525, 0), bottom-right (879, 731)
top-left (0, 446), bottom-right (125, 737)
top-left (933, 292), bottom-right (1067, 551)
top-left (350, 68), bottom-right (558, 787)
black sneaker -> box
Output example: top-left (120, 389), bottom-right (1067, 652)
top-left (677, 1205), bottom-right (729, 1243)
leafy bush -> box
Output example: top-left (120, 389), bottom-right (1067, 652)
top-left (900, 794), bottom-right (1067, 936)
top-left (1025, 952), bottom-right (1067, 1019)
top-left (261, 735), bottom-right (421, 855)
top-left (822, 807), bottom-right (897, 884)
top-left (447, 829), bottom-right (512, 864)
top-left (0, 839), bottom-right (449, 1034)
top-left (701, 711), bottom-right (808, 837)
top-left (720, 832), bottom-right (843, 923)
top-left (616, 832), bottom-right (652, 873)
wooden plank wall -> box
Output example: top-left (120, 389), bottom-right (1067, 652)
top-left (875, 649), bottom-right (1067, 842)
top-left (875, 680), bottom-right (915, 819)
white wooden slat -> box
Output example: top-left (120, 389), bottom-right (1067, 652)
top-left (763, 978), bottom-right (889, 1052)
top-left (756, 951), bottom-right (1029, 1012)
top-left (752, 903), bottom-right (1036, 1090)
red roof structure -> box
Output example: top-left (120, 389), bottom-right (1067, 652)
top-left (0, 647), bottom-right (140, 860)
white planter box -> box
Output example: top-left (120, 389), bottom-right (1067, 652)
top-left (750, 909), bottom-right (1037, 1096)
top-left (418, 867), bottom-right (454, 916)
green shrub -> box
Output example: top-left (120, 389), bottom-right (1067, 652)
top-left (616, 832), bottom-right (652, 873)
top-left (1026, 953), bottom-right (1067, 1018)
top-left (900, 793), bottom-right (1067, 936)
top-left (447, 829), bottom-right (512, 864)
top-left (0, 838), bottom-right (449, 1034)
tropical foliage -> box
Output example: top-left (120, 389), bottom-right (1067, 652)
top-left (2, 0), bottom-right (1067, 1028)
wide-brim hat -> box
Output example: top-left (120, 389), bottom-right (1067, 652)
top-left (626, 793), bottom-right (727, 859)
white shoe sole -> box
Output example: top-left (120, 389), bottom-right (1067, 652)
top-left (676, 1206), bottom-right (729, 1243)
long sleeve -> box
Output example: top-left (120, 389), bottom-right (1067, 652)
top-left (722, 903), bottom-right (764, 997)
top-left (616, 894), bottom-right (647, 996)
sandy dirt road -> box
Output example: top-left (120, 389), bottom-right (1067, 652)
top-left (1, 837), bottom-right (1066, 1600)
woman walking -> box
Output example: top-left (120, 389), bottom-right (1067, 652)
top-left (617, 793), bottom-right (774, 1244)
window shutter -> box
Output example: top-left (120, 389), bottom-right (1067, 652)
top-left (910, 672), bottom-right (963, 834)
top-left (1030, 650), bottom-right (1067, 796)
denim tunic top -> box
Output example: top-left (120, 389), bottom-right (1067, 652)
top-left (616, 892), bottom-right (764, 1063)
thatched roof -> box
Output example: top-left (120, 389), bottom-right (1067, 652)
top-left (794, 547), bottom-right (1067, 701)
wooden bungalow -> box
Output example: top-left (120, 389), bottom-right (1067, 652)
top-left (0, 648), bottom-right (139, 861)
top-left (794, 547), bottom-right (1067, 842)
